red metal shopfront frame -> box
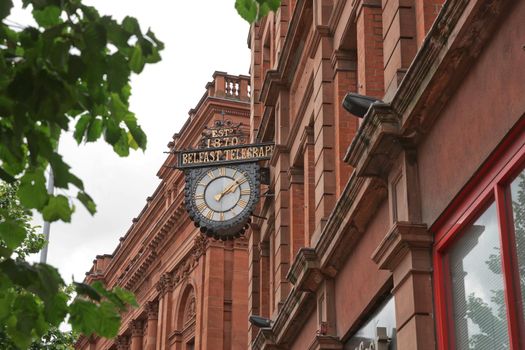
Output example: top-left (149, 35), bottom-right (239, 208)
top-left (433, 116), bottom-right (525, 350)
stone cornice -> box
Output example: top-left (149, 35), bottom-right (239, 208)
top-left (391, 0), bottom-right (510, 141)
top-left (286, 248), bottom-right (322, 292)
top-left (371, 222), bottom-right (432, 270)
top-left (344, 103), bottom-right (402, 178)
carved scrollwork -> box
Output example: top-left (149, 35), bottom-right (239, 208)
top-left (145, 300), bottom-right (158, 319)
top-left (155, 273), bottom-right (174, 296)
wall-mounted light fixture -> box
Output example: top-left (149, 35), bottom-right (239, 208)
top-left (342, 93), bottom-right (382, 118)
top-left (249, 315), bottom-right (272, 328)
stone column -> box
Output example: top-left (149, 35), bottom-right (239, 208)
top-left (145, 301), bottom-right (158, 350)
top-left (156, 273), bottom-right (174, 350)
top-left (130, 319), bottom-right (143, 350)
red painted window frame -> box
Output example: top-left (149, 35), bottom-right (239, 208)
top-left (433, 116), bottom-right (525, 350)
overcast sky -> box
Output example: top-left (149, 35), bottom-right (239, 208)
top-left (12, 1), bottom-right (251, 283)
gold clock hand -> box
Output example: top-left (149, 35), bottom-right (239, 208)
top-left (214, 180), bottom-right (238, 201)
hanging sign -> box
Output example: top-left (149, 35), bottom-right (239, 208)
top-left (173, 119), bottom-right (273, 240)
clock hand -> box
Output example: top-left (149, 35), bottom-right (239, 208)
top-left (214, 180), bottom-right (239, 201)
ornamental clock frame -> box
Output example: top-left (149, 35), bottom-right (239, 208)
top-left (184, 163), bottom-right (260, 240)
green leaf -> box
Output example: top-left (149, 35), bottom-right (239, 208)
top-left (107, 53), bottom-right (129, 92)
top-left (122, 16), bottom-right (140, 35)
top-left (0, 220), bottom-right (27, 250)
top-left (6, 294), bottom-right (45, 349)
top-left (84, 23), bottom-right (107, 53)
top-left (42, 195), bottom-right (73, 222)
top-left (49, 153), bottom-right (84, 190)
top-left (109, 93), bottom-right (128, 120)
top-left (77, 191), bottom-right (96, 215)
top-left (32, 5), bottom-right (62, 28)
top-left (69, 299), bottom-right (99, 335)
top-left (0, 0), bottom-right (13, 20)
top-left (17, 169), bottom-right (48, 210)
top-left (112, 130), bottom-right (129, 157)
top-left (74, 114), bottom-right (91, 143)
top-left (235, 0), bottom-right (258, 23)
top-left (146, 28), bottom-right (164, 50)
top-left (86, 118), bottom-right (103, 142)
top-left (113, 287), bottom-right (138, 308)
top-left (97, 301), bottom-right (121, 337)
top-left (74, 282), bottom-right (101, 302)
top-left (130, 44), bottom-right (145, 73)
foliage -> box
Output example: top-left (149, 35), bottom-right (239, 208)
top-left (0, 326), bottom-right (76, 350)
top-left (235, 0), bottom-right (281, 23)
top-left (0, 0), bottom-right (163, 348)
top-left (465, 173), bottom-right (525, 349)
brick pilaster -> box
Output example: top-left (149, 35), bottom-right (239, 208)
top-left (381, 0), bottom-right (416, 100)
top-left (357, 0), bottom-right (385, 100)
top-left (332, 50), bottom-right (359, 198)
top-left (303, 128), bottom-right (315, 247)
top-left (312, 36), bottom-right (336, 242)
top-left (289, 167), bottom-right (305, 261)
top-left (201, 242), bottom-right (225, 350)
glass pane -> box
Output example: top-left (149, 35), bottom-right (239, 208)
top-left (510, 169), bottom-right (525, 320)
top-left (344, 297), bottom-right (396, 350)
top-left (448, 203), bottom-right (510, 349)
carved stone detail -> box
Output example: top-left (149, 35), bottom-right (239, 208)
top-left (130, 319), bottom-right (143, 337)
top-left (115, 335), bottom-right (129, 350)
top-left (145, 300), bottom-right (158, 319)
top-left (192, 234), bottom-right (208, 259)
top-left (155, 272), bottom-right (174, 296)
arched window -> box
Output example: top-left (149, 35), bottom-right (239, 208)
top-left (176, 285), bottom-right (196, 349)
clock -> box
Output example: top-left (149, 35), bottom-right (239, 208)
top-left (184, 163), bottom-right (259, 240)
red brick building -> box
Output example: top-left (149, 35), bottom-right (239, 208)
top-left (78, 0), bottom-right (525, 349)
top-left (246, 0), bottom-right (525, 349)
top-left (76, 73), bottom-right (252, 350)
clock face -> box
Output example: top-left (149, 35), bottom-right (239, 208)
top-left (194, 166), bottom-right (252, 222)
top-left (185, 163), bottom-right (259, 239)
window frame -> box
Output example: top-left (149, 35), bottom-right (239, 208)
top-left (433, 117), bottom-right (525, 350)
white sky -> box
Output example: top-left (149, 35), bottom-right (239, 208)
top-left (11, 1), bottom-right (251, 283)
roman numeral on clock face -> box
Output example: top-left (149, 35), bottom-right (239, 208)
top-left (206, 210), bottom-right (214, 220)
top-left (207, 171), bottom-right (216, 179)
top-left (236, 177), bottom-right (247, 185)
top-left (238, 199), bottom-right (247, 208)
top-left (240, 189), bottom-right (251, 195)
top-left (219, 167), bottom-right (226, 176)
top-left (197, 202), bottom-right (206, 211)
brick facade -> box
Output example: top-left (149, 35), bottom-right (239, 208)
top-left (247, 0), bottom-right (524, 349)
top-left (76, 73), bottom-right (252, 350)
top-left (77, 0), bottom-right (525, 348)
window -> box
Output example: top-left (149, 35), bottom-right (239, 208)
top-left (344, 297), bottom-right (397, 350)
top-left (434, 123), bottom-right (525, 350)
